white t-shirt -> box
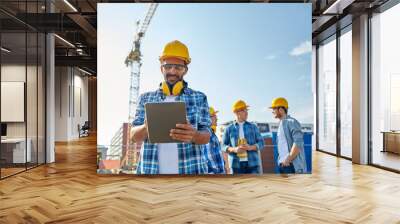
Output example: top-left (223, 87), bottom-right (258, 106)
top-left (237, 122), bottom-right (248, 162)
top-left (238, 122), bottom-right (245, 139)
top-left (158, 96), bottom-right (179, 174)
top-left (277, 121), bottom-right (290, 165)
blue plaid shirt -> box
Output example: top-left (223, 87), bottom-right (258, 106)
top-left (222, 121), bottom-right (264, 169)
top-left (204, 132), bottom-right (225, 174)
top-left (133, 86), bottom-right (212, 174)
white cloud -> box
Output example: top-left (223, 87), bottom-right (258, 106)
top-left (290, 41), bottom-right (311, 56)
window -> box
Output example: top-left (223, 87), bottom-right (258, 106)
top-left (0, 1), bottom-right (47, 179)
top-left (371, 3), bottom-right (400, 171)
top-left (339, 27), bottom-right (352, 158)
top-left (317, 35), bottom-right (337, 154)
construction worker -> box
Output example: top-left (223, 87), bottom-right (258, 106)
top-left (270, 97), bottom-right (307, 174)
top-left (131, 40), bottom-right (212, 174)
top-left (204, 107), bottom-right (225, 174)
top-left (222, 100), bottom-right (264, 174)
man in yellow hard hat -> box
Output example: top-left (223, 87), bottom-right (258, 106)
top-left (270, 97), bottom-right (307, 174)
top-left (131, 40), bottom-right (212, 174)
top-left (203, 107), bottom-right (225, 174)
top-left (222, 100), bottom-right (264, 174)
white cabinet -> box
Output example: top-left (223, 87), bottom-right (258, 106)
top-left (1, 138), bottom-right (32, 163)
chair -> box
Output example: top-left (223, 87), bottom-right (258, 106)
top-left (79, 121), bottom-right (90, 138)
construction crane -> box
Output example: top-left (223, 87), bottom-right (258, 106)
top-left (125, 3), bottom-right (158, 123)
top-left (121, 3), bottom-right (158, 173)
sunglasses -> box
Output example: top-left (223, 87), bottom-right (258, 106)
top-left (162, 64), bottom-right (187, 72)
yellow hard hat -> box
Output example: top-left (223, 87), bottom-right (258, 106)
top-left (159, 40), bottom-right (191, 64)
top-left (209, 107), bottom-right (218, 116)
top-left (270, 97), bottom-right (288, 109)
top-left (232, 100), bottom-right (249, 112)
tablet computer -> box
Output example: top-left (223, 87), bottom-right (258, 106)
top-left (145, 102), bottom-right (187, 143)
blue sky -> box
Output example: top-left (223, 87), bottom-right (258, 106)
top-left (98, 3), bottom-right (312, 145)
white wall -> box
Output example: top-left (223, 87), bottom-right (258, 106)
top-left (73, 73), bottom-right (89, 137)
top-left (55, 67), bottom-right (89, 141)
top-left (1, 66), bottom-right (26, 130)
top-left (1, 65), bottom-right (41, 138)
top-left (55, 66), bottom-right (69, 141)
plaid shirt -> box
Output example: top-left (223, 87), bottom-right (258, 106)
top-left (133, 86), bottom-right (212, 174)
top-left (222, 121), bottom-right (264, 169)
top-left (204, 132), bottom-right (225, 174)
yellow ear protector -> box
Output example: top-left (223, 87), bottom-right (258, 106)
top-left (160, 80), bottom-right (187, 96)
top-left (211, 125), bottom-right (217, 133)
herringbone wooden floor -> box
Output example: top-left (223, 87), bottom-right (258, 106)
top-left (1, 135), bottom-right (400, 224)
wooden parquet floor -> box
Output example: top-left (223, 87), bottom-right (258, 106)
top-left (1, 135), bottom-right (400, 224)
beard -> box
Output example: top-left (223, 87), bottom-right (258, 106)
top-left (165, 74), bottom-right (182, 84)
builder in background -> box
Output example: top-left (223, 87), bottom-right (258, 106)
top-left (204, 107), bottom-right (225, 174)
top-left (131, 40), bottom-right (212, 175)
top-left (222, 100), bottom-right (264, 174)
top-left (270, 97), bottom-right (307, 174)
